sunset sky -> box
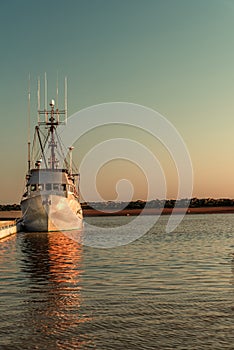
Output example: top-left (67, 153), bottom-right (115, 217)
top-left (1, 0), bottom-right (234, 203)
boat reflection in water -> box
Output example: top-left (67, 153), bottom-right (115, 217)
top-left (231, 254), bottom-right (234, 286)
top-left (19, 231), bottom-right (93, 349)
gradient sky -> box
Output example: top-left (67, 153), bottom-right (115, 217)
top-left (1, 0), bottom-right (234, 203)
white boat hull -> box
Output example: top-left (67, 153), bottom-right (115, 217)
top-left (21, 193), bottom-right (83, 232)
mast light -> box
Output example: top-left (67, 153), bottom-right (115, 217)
top-left (50, 99), bottom-right (55, 107)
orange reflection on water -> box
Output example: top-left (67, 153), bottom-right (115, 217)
top-left (47, 231), bottom-right (83, 285)
top-left (44, 231), bottom-right (93, 347)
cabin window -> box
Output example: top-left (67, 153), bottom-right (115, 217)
top-left (61, 184), bottom-right (67, 191)
top-left (38, 184), bottom-right (44, 191)
top-left (53, 184), bottom-right (60, 191)
top-left (31, 184), bottom-right (37, 191)
top-left (45, 183), bottom-right (52, 191)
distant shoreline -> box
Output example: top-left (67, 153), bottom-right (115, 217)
top-left (1, 206), bottom-right (234, 220)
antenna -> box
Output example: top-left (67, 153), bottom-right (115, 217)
top-left (44, 72), bottom-right (47, 122)
top-left (56, 72), bottom-right (59, 122)
top-left (56, 72), bottom-right (59, 110)
top-left (37, 76), bottom-right (40, 123)
top-left (65, 76), bottom-right (67, 124)
top-left (27, 74), bottom-right (31, 173)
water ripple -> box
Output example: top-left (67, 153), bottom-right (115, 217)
top-left (0, 214), bottom-right (233, 349)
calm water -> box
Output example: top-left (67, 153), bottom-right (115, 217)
top-left (0, 214), bottom-right (233, 350)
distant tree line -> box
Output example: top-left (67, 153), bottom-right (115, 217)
top-left (82, 198), bottom-right (234, 210)
top-left (1, 198), bottom-right (234, 211)
top-left (0, 204), bottom-right (21, 211)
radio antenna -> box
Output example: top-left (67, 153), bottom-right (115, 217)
top-left (65, 76), bottom-right (67, 124)
top-left (37, 76), bottom-right (40, 123)
top-left (44, 72), bottom-right (48, 122)
top-left (56, 72), bottom-right (59, 122)
top-left (27, 74), bottom-right (31, 173)
top-left (56, 72), bottom-right (59, 109)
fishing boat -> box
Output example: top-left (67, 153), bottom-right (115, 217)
top-left (20, 77), bottom-right (83, 232)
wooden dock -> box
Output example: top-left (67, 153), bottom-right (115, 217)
top-left (0, 220), bottom-right (20, 240)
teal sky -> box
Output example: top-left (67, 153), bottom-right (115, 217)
top-left (1, 0), bottom-right (234, 203)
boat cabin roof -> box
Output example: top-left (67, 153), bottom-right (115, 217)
top-left (27, 169), bottom-right (70, 185)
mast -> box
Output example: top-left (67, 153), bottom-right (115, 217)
top-left (49, 99), bottom-right (56, 170)
top-left (37, 75), bottom-right (68, 170)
